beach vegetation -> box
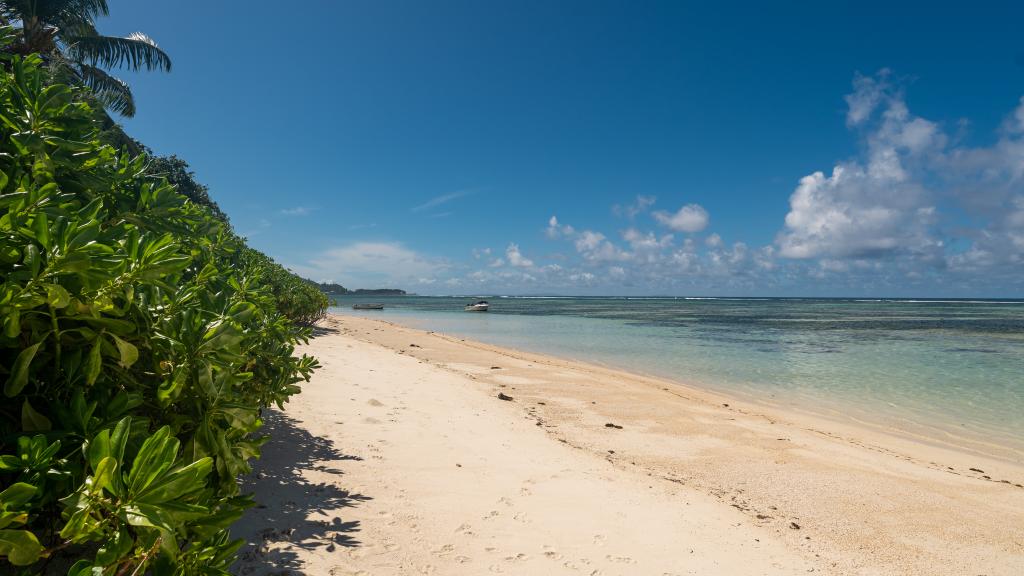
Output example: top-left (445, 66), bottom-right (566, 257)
top-left (0, 36), bottom-right (328, 574)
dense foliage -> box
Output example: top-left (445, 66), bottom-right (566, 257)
top-left (0, 44), bottom-right (328, 574)
top-left (139, 154), bottom-right (229, 225)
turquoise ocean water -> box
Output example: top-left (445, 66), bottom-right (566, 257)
top-left (332, 296), bottom-right (1024, 461)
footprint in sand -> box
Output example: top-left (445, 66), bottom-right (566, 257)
top-left (605, 554), bottom-right (635, 564)
top-left (483, 510), bottom-right (499, 520)
top-left (432, 544), bottom-right (455, 557)
top-left (328, 568), bottom-right (369, 576)
top-left (363, 417), bottom-right (381, 424)
top-left (592, 534), bottom-right (606, 546)
top-left (454, 523), bottom-right (474, 535)
top-left (542, 546), bottom-right (563, 560)
top-left (454, 555), bottom-right (471, 563)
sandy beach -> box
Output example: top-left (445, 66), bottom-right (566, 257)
top-left (232, 314), bottom-right (1024, 575)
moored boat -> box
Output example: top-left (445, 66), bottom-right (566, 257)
top-left (465, 300), bottom-right (489, 312)
top-left (352, 303), bottom-right (384, 310)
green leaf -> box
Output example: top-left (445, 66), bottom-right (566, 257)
top-left (85, 336), bottom-right (102, 385)
top-left (60, 505), bottom-right (100, 543)
top-left (88, 417), bottom-right (131, 474)
top-left (46, 284), bottom-right (70, 308)
top-left (3, 307), bottom-right (19, 338)
top-left (0, 483), bottom-right (36, 509)
top-left (126, 427), bottom-right (177, 496)
top-left (0, 529), bottom-right (42, 566)
top-left (90, 457), bottom-right (116, 495)
top-left (32, 213), bottom-right (49, 251)
top-left (4, 342), bottom-right (41, 397)
top-left (66, 560), bottom-right (94, 576)
top-left (109, 334), bottom-right (138, 368)
top-left (20, 399), bottom-right (51, 432)
top-left (0, 456), bottom-right (23, 471)
top-left (22, 244), bottom-right (40, 277)
top-left (136, 457), bottom-right (212, 504)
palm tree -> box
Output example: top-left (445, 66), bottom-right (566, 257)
top-left (0, 0), bottom-right (170, 117)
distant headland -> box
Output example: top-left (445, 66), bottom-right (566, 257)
top-left (306, 280), bottom-right (407, 296)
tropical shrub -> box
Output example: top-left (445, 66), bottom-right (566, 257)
top-left (0, 42), bottom-right (328, 574)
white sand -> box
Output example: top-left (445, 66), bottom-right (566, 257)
top-left (233, 314), bottom-right (1024, 575)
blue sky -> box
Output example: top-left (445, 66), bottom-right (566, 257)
top-left (103, 1), bottom-right (1024, 296)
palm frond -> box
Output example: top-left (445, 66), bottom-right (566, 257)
top-left (75, 62), bottom-right (135, 117)
top-left (67, 31), bottom-right (171, 72)
top-left (2, 0), bottom-right (108, 27)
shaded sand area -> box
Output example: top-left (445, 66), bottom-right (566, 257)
top-left (233, 314), bottom-right (1024, 575)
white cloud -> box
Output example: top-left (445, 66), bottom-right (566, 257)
top-left (574, 230), bottom-right (631, 262)
top-left (412, 190), bottom-right (473, 213)
top-left (622, 228), bottom-right (673, 251)
top-left (613, 195), bottom-right (657, 219)
top-left (844, 70), bottom-right (888, 127)
top-left (568, 272), bottom-right (596, 285)
top-left (653, 204), bottom-right (710, 233)
top-left (280, 206), bottom-right (311, 216)
top-left (505, 243), bottom-right (534, 267)
top-left (777, 72), bottom-right (944, 264)
top-left (293, 242), bottom-right (447, 288)
top-left (546, 215), bottom-right (575, 238)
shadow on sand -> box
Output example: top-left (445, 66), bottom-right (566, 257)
top-left (233, 410), bottom-right (370, 575)
top-left (311, 323), bottom-right (340, 338)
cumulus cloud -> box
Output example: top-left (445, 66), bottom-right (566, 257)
top-left (546, 215), bottom-right (575, 238)
top-left (505, 243), bottom-right (534, 267)
top-left (777, 72), bottom-right (944, 265)
top-left (622, 228), bottom-right (673, 251)
top-left (574, 230), bottom-right (631, 262)
top-left (653, 204), bottom-right (710, 233)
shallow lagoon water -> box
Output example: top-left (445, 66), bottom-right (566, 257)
top-left (332, 296), bottom-right (1024, 460)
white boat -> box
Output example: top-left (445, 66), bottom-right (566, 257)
top-left (464, 300), bottom-right (489, 312)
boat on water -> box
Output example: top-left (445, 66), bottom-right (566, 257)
top-left (352, 303), bottom-right (384, 310)
top-left (465, 300), bottom-right (489, 312)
